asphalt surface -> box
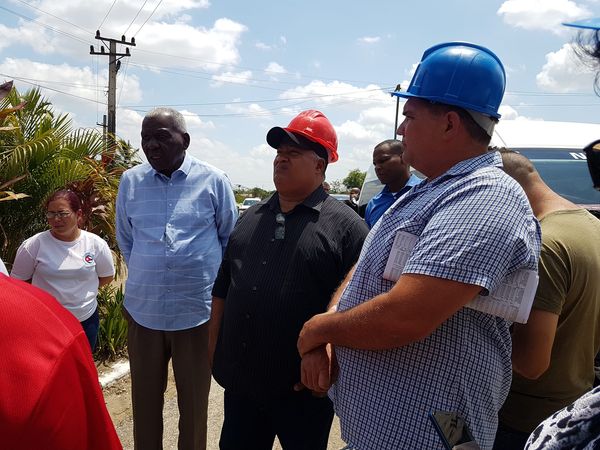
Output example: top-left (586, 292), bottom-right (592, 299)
top-left (101, 362), bottom-right (345, 450)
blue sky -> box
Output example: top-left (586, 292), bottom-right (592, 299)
top-left (1, 0), bottom-right (600, 188)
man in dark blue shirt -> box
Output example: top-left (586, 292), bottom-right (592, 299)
top-left (364, 139), bottom-right (421, 228)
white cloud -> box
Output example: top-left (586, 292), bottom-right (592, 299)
top-left (255, 42), bottom-right (272, 50)
top-left (265, 62), bottom-right (286, 74)
top-left (279, 80), bottom-right (390, 109)
top-left (210, 70), bottom-right (253, 87)
top-left (249, 143), bottom-right (274, 158)
top-left (498, 104), bottom-right (520, 119)
top-left (225, 102), bottom-right (271, 118)
top-left (358, 36), bottom-right (381, 44)
top-left (1, 1), bottom-right (245, 71)
top-left (497, 0), bottom-right (590, 33)
top-left (536, 43), bottom-right (595, 91)
top-left (264, 62), bottom-right (286, 81)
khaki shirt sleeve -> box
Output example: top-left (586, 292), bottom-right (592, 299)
top-left (532, 237), bottom-right (568, 316)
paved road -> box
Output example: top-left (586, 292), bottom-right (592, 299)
top-left (102, 363), bottom-right (345, 450)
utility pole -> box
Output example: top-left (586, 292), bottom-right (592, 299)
top-left (90, 30), bottom-right (135, 165)
top-left (392, 84), bottom-right (402, 139)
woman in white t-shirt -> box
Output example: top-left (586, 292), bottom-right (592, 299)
top-left (11, 190), bottom-right (115, 351)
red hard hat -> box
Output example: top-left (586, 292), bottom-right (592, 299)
top-left (266, 110), bottom-right (339, 163)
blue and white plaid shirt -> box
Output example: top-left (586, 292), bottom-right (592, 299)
top-left (332, 151), bottom-right (541, 450)
top-left (116, 154), bottom-right (237, 331)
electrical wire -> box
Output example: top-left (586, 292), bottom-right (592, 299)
top-left (132, 0), bottom-right (163, 37)
top-left (0, 5), bottom-right (90, 45)
top-left (0, 73), bottom-right (106, 105)
top-left (123, 0), bottom-right (149, 36)
top-left (117, 58), bottom-right (130, 107)
top-left (12, 0), bottom-right (92, 35)
top-left (98, 0), bottom-right (118, 31)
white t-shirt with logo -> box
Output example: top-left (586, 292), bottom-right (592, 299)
top-left (11, 230), bottom-right (115, 321)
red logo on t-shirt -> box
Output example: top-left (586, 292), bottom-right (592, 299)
top-left (83, 252), bottom-right (95, 265)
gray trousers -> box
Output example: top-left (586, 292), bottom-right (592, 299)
top-left (126, 313), bottom-right (211, 450)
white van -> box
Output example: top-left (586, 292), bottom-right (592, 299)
top-left (359, 120), bottom-right (600, 217)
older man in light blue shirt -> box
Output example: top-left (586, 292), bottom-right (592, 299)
top-left (116, 107), bottom-right (237, 450)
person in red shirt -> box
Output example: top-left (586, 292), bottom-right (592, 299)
top-left (0, 274), bottom-right (122, 450)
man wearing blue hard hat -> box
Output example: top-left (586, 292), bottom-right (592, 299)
top-left (297, 42), bottom-right (541, 449)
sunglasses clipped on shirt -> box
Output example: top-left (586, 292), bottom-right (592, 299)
top-left (275, 213), bottom-right (285, 240)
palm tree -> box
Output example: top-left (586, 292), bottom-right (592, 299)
top-left (0, 83), bottom-right (139, 270)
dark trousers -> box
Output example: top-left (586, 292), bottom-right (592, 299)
top-left (493, 421), bottom-right (530, 450)
top-left (80, 306), bottom-right (99, 352)
top-left (126, 314), bottom-right (211, 450)
top-left (219, 389), bottom-right (334, 450)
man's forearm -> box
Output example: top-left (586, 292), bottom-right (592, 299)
top-left (298, 273), bottom-right (482, 356)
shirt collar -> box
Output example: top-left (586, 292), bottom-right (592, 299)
top-left (265, 186), bottom-right (328, 214)
top-left (383, 174), bottom-right (423, 196)
top-left (152, 152), bottom-right (192, 180)
top-left (431, 151), bottom-right (501, 183)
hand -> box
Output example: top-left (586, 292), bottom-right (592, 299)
top-left (299, 344), bottom-right (338, 393)
top-left (297, 312), bottom-right (327, 357)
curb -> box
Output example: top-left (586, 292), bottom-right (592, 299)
top-left (99, 359), bottom-right (130, 388)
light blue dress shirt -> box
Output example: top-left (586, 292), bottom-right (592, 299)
top-left (116, 154), bottom-right (237, 331)
top-left (331, 152), bottom-right (541, 450)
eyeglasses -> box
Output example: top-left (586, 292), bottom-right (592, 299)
top-left (46, 211), bottom-right (72, 219)
top-left (274, 213), bottom-right (285, 240)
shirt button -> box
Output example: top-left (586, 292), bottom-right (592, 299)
top-left (261, 261), bottom-right (267, 265)
top-left (251, 286), bottom-right (257, 292)
top-left (245, 314), bottom-right (251, 319)
top-left (169, 203), bottom-right (173, 207)
top-left (270, 238), bottom-right (275, 242)
top-left (167, 289), bottom-right (171, 293)
top-left (241, 342), bottom-right (247, 348)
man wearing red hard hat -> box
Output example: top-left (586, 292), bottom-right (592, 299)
top-left (209, 110), bottom-right (368, 449)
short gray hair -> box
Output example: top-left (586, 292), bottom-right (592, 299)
top-left (145, 107), bottom-right (187, 133)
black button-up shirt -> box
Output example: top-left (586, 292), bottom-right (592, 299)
top-left (212, 186), bottom-right (369, 397)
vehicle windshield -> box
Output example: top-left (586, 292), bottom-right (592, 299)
top-left (242, 199), bottom-right (260, 206)
top-left (359, 147), bottom-right (600, 208)
top-left (519, 148), bottom-right (600, 206)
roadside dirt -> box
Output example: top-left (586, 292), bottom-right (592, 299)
top-left (99, 362), bottom-right (344, 450)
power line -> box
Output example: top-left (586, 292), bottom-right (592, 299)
top-left (98, 0), bottom-right (118, 30)
top-left (0, 75), bottom-right (101, 90)
top-left (117, 57), bottom-right (131, 108)
top-left (12, 0), bottom-right (93, 35)
top-left (131, 48), bottom-right (398, 87)
top-left (123, 0), bottom-right (149, 36)
top-left (1, 73), bottom-right (106, 105)
top-left (132, 0), bottom-right (163, 37)
top-left (0, 5), bottom-right (90, 45)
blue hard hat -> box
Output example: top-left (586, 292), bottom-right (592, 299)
top-left (392, 42), bottom-right (506, 119)
top-left (563, 18), bottom-right (600, 30)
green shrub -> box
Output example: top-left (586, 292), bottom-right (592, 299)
top-left (95, 285), bottom-right (128, 361)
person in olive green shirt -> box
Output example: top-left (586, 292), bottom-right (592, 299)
top-left (493, 150), bottom-right (600, 450)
